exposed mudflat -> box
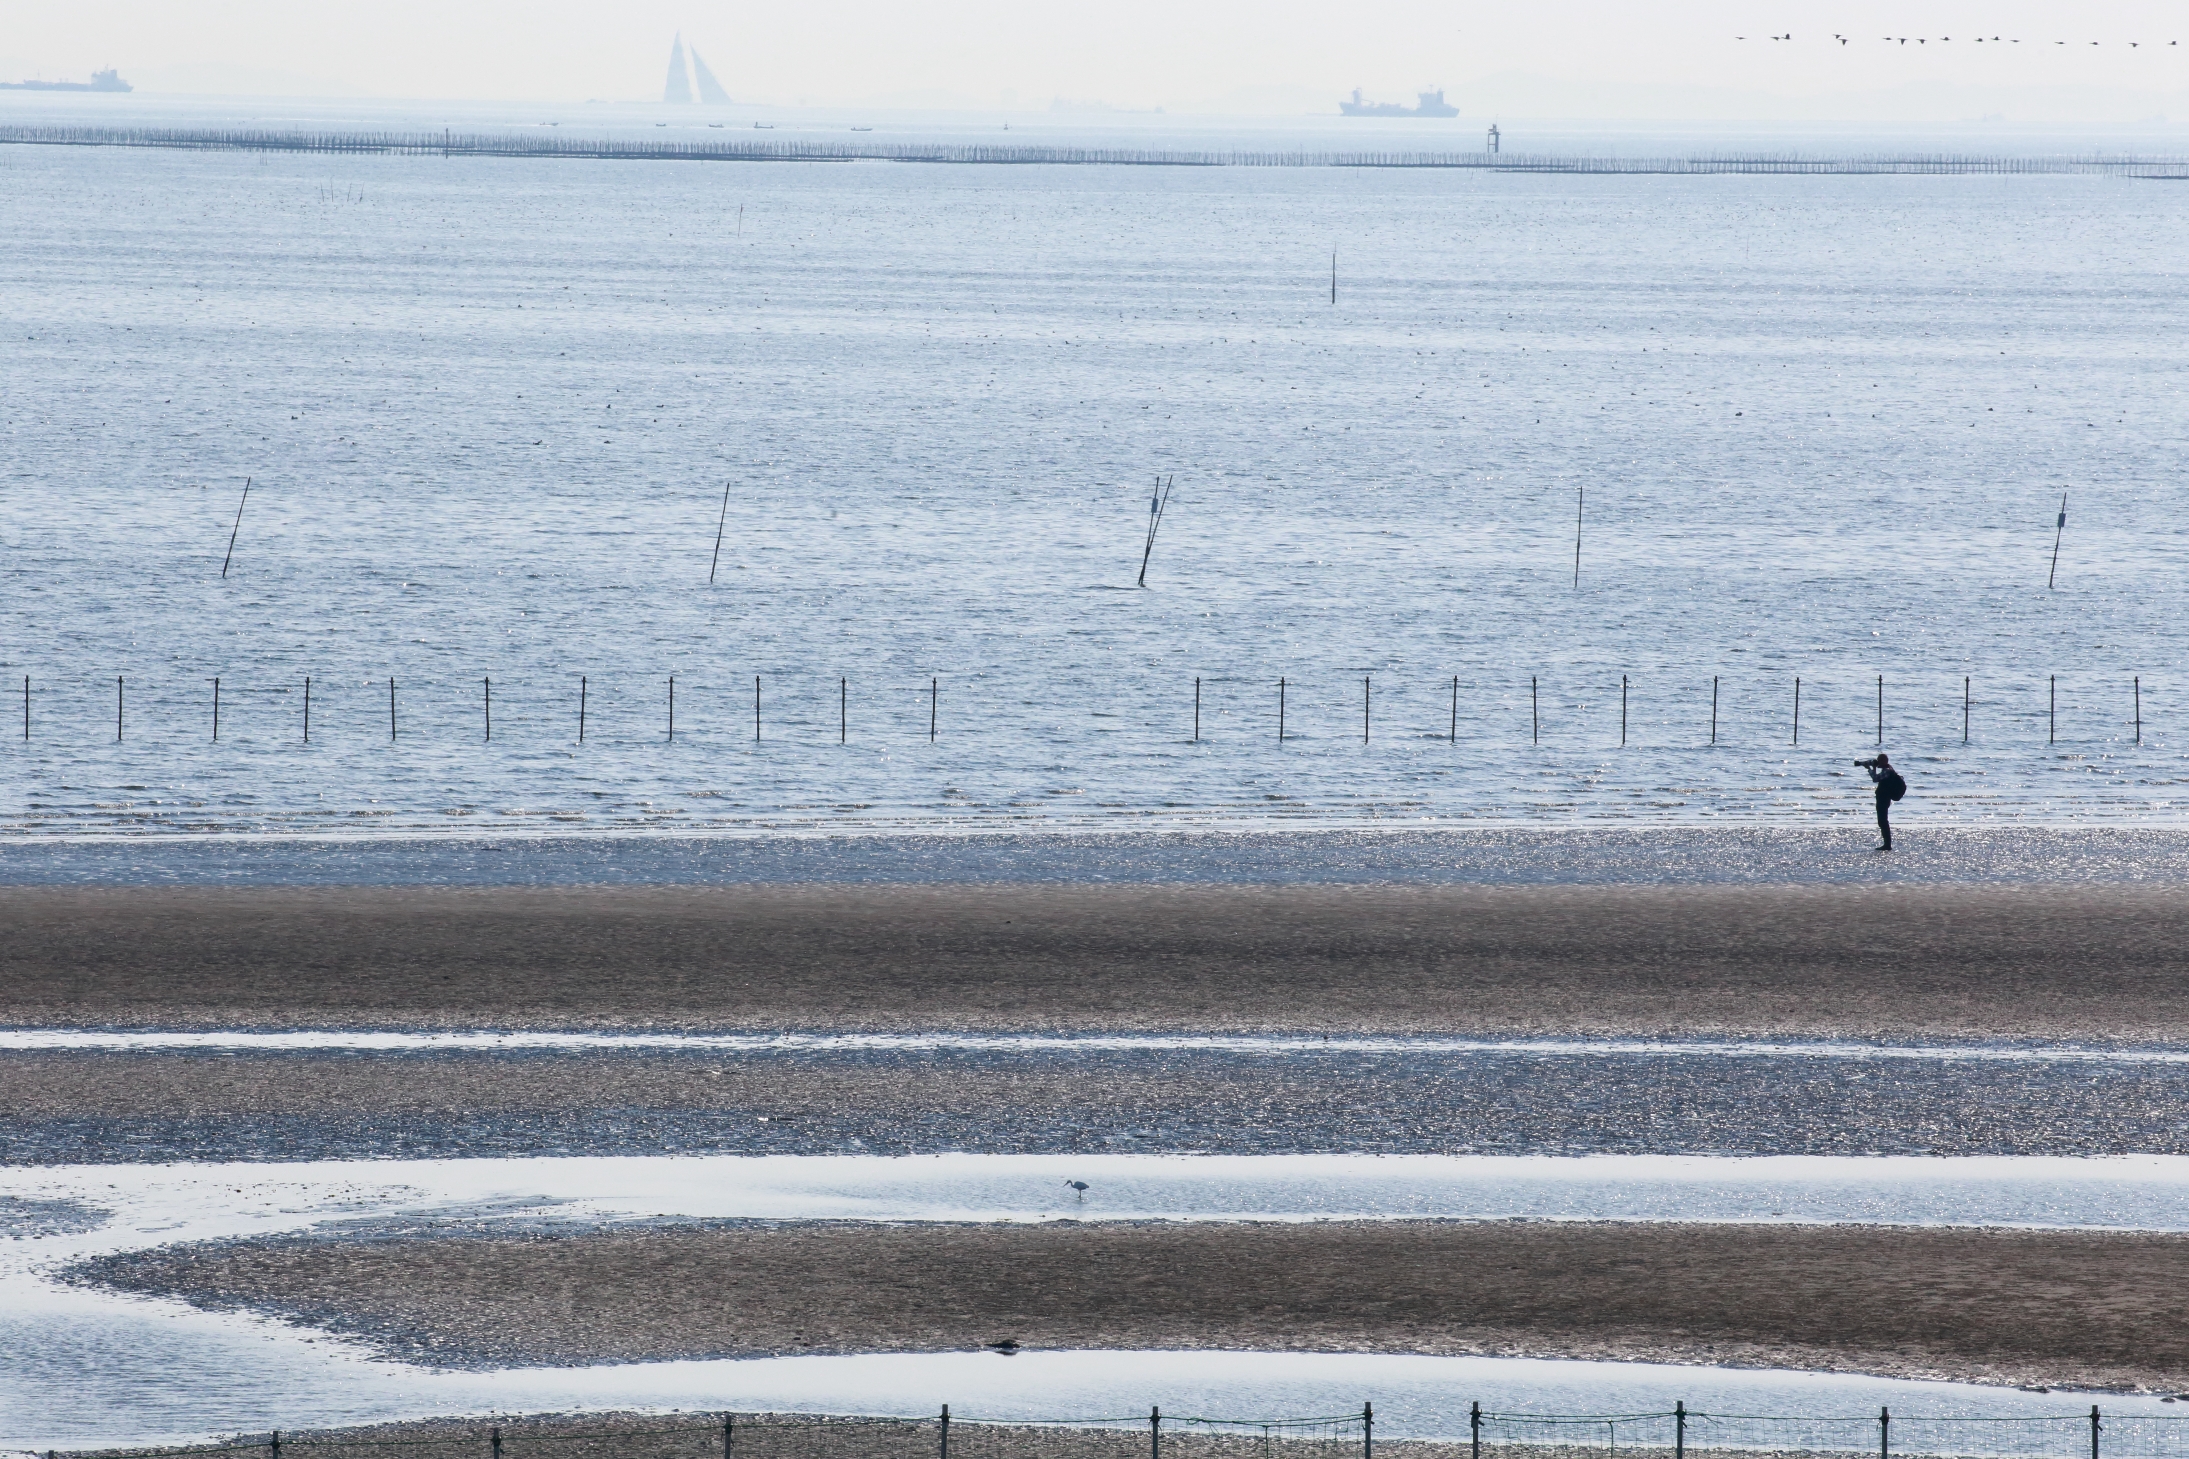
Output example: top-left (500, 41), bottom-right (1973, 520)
top-left (10, 883), bottom-right (2189, 1040)
top-left (74, 1219), bottom-right (2189, 1393)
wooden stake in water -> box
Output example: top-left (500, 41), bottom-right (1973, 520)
top-left (2050, 673), bottom-right (2057, 745)
top-left (1330, 252), bottom-right (1336, 305)
top-left (1572, 487), bottom-right (1584, 588)
top-left (1792, 677), bottom-right (1801, 746)
top-left (1194, 677), bottom-right (1200, 742)
top-left (1876, 673), bottom-right (1883, 746)
top-left (212, 677), bottom-right (221, 742)
top-left (579, 676), bottom-right (587, 744)
top-left (709, 480), bottom-right (732, 584)
top-left (1278, 677), bottom-right (1286, 741)
top-left (1363, 676), bottom-right (1370, 742)
top-left (2135, 675), bottom-right (2141, 745)
top-left (303, 676), bottom-right (311, 743)
top-left (1531, 676), bottom-right (1539, 744)
top-left (1710, 676), bottom-right (1718, 746)
top-left (1137, 475), bottom-right (1174, 587)
top-left (754, 675), bottom-right (761, 742)
top-left (1964, 676), bottom-right (1970, 744)
top-left (930, 677), bottom-right (938, 742)
top-left (669, 676), bottom-right (677, 741)
top-left (21, 675), bottom-right (27, 741)
top-left (842, 677), bottom-right (848, 744)
top-left (1620, 675), bottom-right (1628, 746)
top-left (221, 479), bottom-right (250, 578)
top-left (116, 676), bottom-right (123, 742)
top-left (1451, 675), bottom-right (1458, 742)
top-left (2048, 491), bottom-right (2068, 589)
top-left (484, 677), bottom-right (492, 742)
top-left (389, 678), bottom-right (397, 741)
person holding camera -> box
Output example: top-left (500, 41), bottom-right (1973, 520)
top-left (1857, 753), bottom-right (1907, 851)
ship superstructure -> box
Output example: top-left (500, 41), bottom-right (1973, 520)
top-left (0, 67), bottom-right (132, 92)
top-left (1338, 86), bottom-right (1457, 117)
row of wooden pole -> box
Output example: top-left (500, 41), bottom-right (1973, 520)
top-left (21, 673), bottom-right (2150, 748)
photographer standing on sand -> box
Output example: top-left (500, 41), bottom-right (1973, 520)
top-left (1857, 753), bottom-right (1907, 851)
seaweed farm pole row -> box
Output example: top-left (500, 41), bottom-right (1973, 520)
top-left (7, 672), bottom-right (2160, 746)
top-left (2, 125), bottom-right (2184, 175)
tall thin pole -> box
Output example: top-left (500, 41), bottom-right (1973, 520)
top-left (1620, 675), bottom-right (1628, 747)
top-left (579, 676), bottom-right (587, 743)
top-left (1964, 675), bottom-right (1971, 744)
top-left (755, 675), bottom-right (761, 742)
top-left (1363, 676), bottom-right (1370, 742)
top-left (1531, 676), bottom-right (1539, 744)
top-left (709, 480), bottom-right (732, 584)
top-left (842, 677), bottom-right (848, 744)
top-left (221, 479), bottom-right (251, 578)
top-left (2135, 676), bottom-right (2141, 745)
top-left (2050, 674), bottom-right (2057, 745)
top-left (1194, 677), bottom-right (1201, 743)
top-left (930, 677), bottom-right (937, 742)
top-left (1330, 252), bottom-right (1336, 305)
top-left (669, 676), bottom-right (676, 741)
top-left (389, 678), bottom-right (396, 740)
top-left (1879, 1408), bottom-right (1889, 1459)
top-left (1876, 673), bottom-right (1883, 746)
top-left (1675, 1402), bottom-right (1685, 1459)
top-left (2049, 491), bottom-right (2067, 589)
top-left (940, 1407), bottom-right (949, 1459)
top-left (212, 677), bottom-right (220, 742)
top-left (1793, 677), bottom-right (1801, 747)
top-left (1363, 1402), bottom-right (1373, 1459)
top-left (1471, 1402), bottom-right (1481, 1459)
top-left (1710, 677), bottom-right (1718, 745)
top-left (1573, 486), bottom-right (1584, 588)
top-left (1151, 1407), bottom-right (1161, 1459)
top-left (1451, 675), bottom-right (1458, 742)
top-left (22, 675), bottom-right (28, 740)
top-left (1137, 476), bottom-right (1172, 587)
top-left (116, 676), bottom-right (123, 742)
top-left (484, 677), bottom-right (492, 742)
top-left (1278, 677), bottom-right (1286, 741)
top-left (303, 676), bottom-right (310, 743)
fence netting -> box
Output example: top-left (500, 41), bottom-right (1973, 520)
top-left (53, 1406), bottom-right (2189, 1459)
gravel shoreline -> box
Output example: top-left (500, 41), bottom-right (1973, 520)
top-left (72, 1220), bottom-right (2189, 1393)
top-left (9, 884), bottom-right (2189, 1039)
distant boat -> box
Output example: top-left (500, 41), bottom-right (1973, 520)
top-left (1338, 86), bottom-right (1457, 117)
top-left (851, 126), bottom-right (872, 132)
top-left (0, 66), bottom-right (131, 92)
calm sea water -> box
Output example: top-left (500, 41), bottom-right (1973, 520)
top-left (5, 110), bottom-right (2187, 836)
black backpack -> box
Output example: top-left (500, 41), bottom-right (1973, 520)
top-left (1882, 768), bottom-right (1907, 801)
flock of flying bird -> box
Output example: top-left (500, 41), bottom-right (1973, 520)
top-left (1738, 32), bottom-right (2179, 46)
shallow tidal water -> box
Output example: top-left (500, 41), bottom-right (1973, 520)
top-left (5, 124), bottom-right (2188, 834)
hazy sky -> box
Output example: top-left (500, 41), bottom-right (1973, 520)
top-left (9, 0), bottom-right (2189, 113)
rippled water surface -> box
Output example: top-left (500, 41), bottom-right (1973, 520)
top-left (5, 116), bottom-right (2187, 834)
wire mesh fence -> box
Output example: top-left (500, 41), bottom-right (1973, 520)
top-left (46, 1406), bottom-right (2189, 1459)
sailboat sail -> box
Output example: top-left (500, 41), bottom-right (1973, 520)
top-left (663, 34), bottom-right (694, 103)
top-left (689, 46), bottom-right (731, 105)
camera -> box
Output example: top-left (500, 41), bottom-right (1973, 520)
top-left (1854, 757), bottom-right (1880, 768)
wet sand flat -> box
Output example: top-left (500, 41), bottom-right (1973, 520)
top-left (77, 1219), bottom-right (2189, 1392)
top-left (8, 883), bottom-right (2189, 1039)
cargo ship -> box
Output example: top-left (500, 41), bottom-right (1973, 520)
top-left (1339, 86), bottom-right (1457, 117)
top-left (0, 67), bottom-right (132, 91)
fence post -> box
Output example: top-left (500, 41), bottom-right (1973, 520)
top-left (270, 1432), bottom-right (280, 1459)
top-left (724, 1413), bottom-right (734, 1459)
top-left (491, 1426), bottom-right (501, 1459)
top-left (1151, 1406), bottom-right (1161, 1459)
top-left (1879, 1406), bottom-right (1889, 1459)
top-left (1471, 1401), bottom-right (1482, 1459)
top-left (940, 1405), bottom-right (949, 1459)
top-left (1675, 1401), bottom-right (1685, 1459)
top-left (1363, 1401), bottom-right (1373, 1459)
top-left (2091, 1406), bottom-right (2101, 1459)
